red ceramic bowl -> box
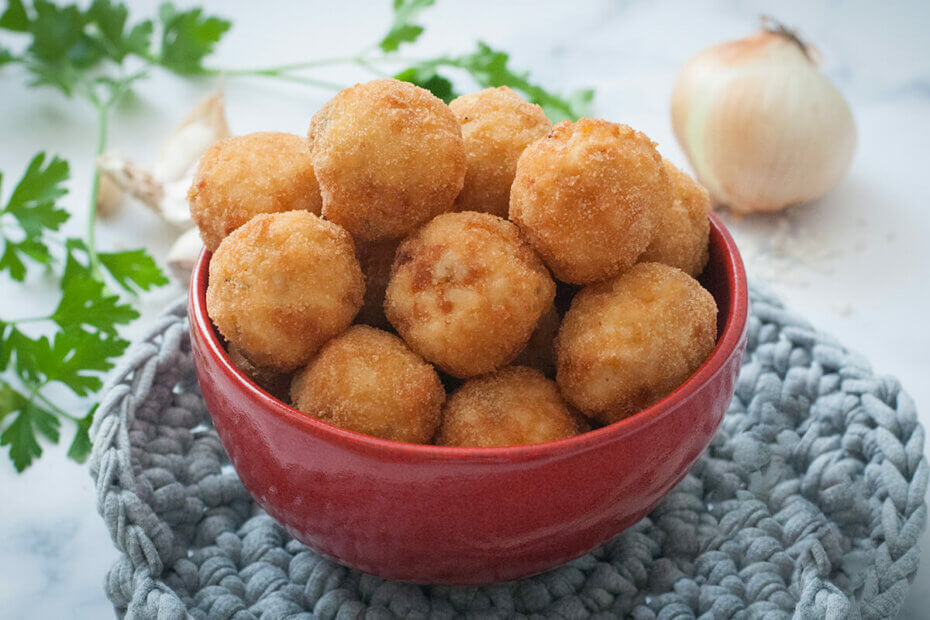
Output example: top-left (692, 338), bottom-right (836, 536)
top-left (189, 212), bottom-right (748, 585)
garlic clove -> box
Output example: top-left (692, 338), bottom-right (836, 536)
top-left (96, 87), bottom-right (231, 228)
top-left (153, 88), bottom-right (231, 184)
top-left (97, 151), bottom-right (165, 212)
top-left (95, 173), bottom-right (124, 218)
top-left (671, 23), bottom-right (856, 214)
top-left (166, 227), bottom-right (204, 282)
top-left (160, 177), bottom-right (199, 226)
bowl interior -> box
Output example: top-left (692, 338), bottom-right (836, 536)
top-left (189, 212), bottom-right (748, 460)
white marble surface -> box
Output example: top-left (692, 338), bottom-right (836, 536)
top-left (1, 0), bottom-right (928, 617)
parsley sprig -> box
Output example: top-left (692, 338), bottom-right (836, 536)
top-left (0, 0), bottom-right (592, 472)
top-left (392, 41), bottom-right (594, 122)
top-left (202, 0), bottom-right (594, 121)
top-left (0, 0), bottom-right (227, 471)
top-left (0, 153), bottom-right (166, 470)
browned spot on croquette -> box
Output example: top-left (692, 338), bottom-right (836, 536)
top-left (385, 211), bottom-right (555, 378)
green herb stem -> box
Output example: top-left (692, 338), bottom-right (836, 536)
top-left (35, 391), bottom-right (81, 423)
top-left (85, 73), bottom-right (139, 281)
top-left (86, 100), bottom-right (109, 280)
top-left (5, 315), bottom-right (51, 325)
top-left (208, 55), bottom-right (363, 75)
top-left (353, 57), bottom-right (390, 78)
top-left (204, 53), bottom-right (432, 87)
top-left (229, 70), bottom-right (345, 90)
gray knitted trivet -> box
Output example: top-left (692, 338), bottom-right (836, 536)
top-left (89, 286), bottom-right (927, 619)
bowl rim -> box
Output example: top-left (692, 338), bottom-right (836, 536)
top-left (189, 211), bottom-right (748, 463)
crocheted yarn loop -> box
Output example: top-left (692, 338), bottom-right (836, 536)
top-left (90, 287), bottom-right (927, 619)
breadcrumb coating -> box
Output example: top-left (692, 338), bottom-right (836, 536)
top-left (385, 211), bottom-right (555, 378)
top-left (510, 119), bottom-right (670, 284)
top-left (639, 159), bottom-right (710, 277)
top-left (556, 262), bottom-right (717, 424)
top-left (309, 79), bottom-right (465, 240)
top-left (437, 366), bottom-right (580, 447)
top-left (290, 325), bottom-right (444, 443)
top-left (206, 211), bottom-right (363, 371)
top-left (189, 132), bottom-right (322, 251)
top-left (449, 86), bottom-right (551, 217)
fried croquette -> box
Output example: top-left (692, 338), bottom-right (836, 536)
top-left (510, 119), bottom-right (670, 284)
top-left (512, 304), bottom-right (560, 377)
top-left (309, 79), bottom-right (466, 241)
top-left (227, 345), bottom-right (292, 402)
top-left (207, 211), bottom-right (364, 372)
top-left (290, 325), bottom-right (445, 443)
top-left (437, 366), bottom-right (580, 447)
top-left (556, 262), bottom-right (717, 425)
top-left (355, 238), bottom-right (400, 329)
top-left (449, 87), bottom-right (551, 217)
top-left (639, 160), bottom-right (710, 277)
top-left (385, 211), bottom-right (556, 378)
top-left (189, 132), bottom-right (322, 252)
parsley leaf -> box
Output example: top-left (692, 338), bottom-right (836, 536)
top-left (0, 382), bottom-right (60, 472)
top-left (394, 43), bottom-right (593, 122)
top-left (0, 239), bottom-right (51, 280)
top-left (28, 1), bottom-right (88, 62)
top-left (86, 0), bottom-right (154, 62)
top-left (25, 57), bottom-right (82, 95)
top-left (4, 326), bottom-right (127, 397)
top-left (379, 0), bottom-right (434, 53)
top-left (394, 62), bottom-right (457, 102)
top-left (0, 0), bottom-right (30, 32)
top-left (0, 381), bottom-right (23, 426)
top-left (44, 327), bottom-right (128, 396)
top-left (4, 152), bottom-right (70, 235)
top-left (0, 153), bottom-right (70, 281)
top-left (53, 241), bottom-right (139, 333)
top-left (455, 42), bottom-right (593, 122)
top-left (156, 2), bottom-right (230, 74)
top-left (2, 328), bottom-right (44, 385)
top-left (99, 249), bottom-right (169, 293)
top-left (66, 405), bottom-right (95, 464)
top-left (53, 273), bottom-right (139, 334)
top-left (1, 1), bottom-right (186, 97)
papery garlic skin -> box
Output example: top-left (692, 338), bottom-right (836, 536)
top-left (153, 89), bottom-right (230, 184)
top-left (97, 151), bottom-right (164, 213)
top-left (166, 227), bottom-right (204, 282)
top-left (95, 174), bottom-right (124, 218)
top-left (96, 88), bottom-right (230, 227)
top-left (672, 30), bottom-right (856, 213)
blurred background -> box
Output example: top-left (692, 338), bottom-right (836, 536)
top-left (1, 0), bottom-right (928, 616)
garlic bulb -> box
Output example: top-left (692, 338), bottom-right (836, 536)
top-left (671, 20), bottom-right (856, 213)
top-left (96, 87), bottom-right (228, 282)
top-left (97, 88), bottom-right (230, 227)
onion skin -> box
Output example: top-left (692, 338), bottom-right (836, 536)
top-left (671, 30), bottom-right (856, 213)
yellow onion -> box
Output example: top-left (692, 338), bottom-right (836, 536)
top-left (671, 19), bottom-right (856, 213)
